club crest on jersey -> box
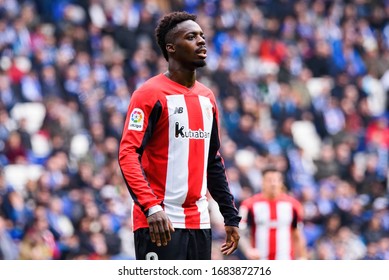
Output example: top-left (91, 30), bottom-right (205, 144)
top-left (128, 108), bottom-right (144, 131)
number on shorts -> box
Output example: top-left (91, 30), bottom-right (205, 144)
top-left (146, 252), bottom-right (158, 260)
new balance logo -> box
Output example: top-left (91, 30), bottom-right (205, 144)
top-left (175, 122), bottom-right (210, 139)
top-left (174, 107), bottom-right (184, 114)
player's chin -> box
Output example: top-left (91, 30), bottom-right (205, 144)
top-left (193, 59), bottom-right (206, 68)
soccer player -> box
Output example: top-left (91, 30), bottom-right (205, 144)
top-left (239, 167), bottom-right (307, 260)
top-left (118, 11), bottom-right (241, 260)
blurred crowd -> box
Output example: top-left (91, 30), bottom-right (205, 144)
top-left (0, 0), bottom-right (388, 260)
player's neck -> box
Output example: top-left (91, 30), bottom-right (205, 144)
top-left (165, 67), bottom-right (196, 88)
top-left (264, 193), bottom-right (281, 200)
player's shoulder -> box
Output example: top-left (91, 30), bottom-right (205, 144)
top-left (195, 80), bottom-right (214, 98)
top-left (134, 74), bottom-right (165, 94)
top-left (280, 193), bottom-right (302, 208)
top-left (241, 193), bottom-right (266, 207)
top-left (129, 75), bottom-right (169, 107)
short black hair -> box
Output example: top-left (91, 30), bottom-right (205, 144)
top-left (155, 11), bottom-right (197, 61)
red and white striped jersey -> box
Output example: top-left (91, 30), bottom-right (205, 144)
top-left (239, 193), bottom-right (303, 260)
top-left (119, 74), bottom-right (240, 231)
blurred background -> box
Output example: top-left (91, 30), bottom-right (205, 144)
top-left (0, 0), bottom-right (388, 260)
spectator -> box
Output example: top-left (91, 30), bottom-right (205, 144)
top-left (0, 215), bottom-right (18, 259)
top-left (4, 130), bottom-right (28, 164)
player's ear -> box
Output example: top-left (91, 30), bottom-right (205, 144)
top-left (166, 43), bottom-right (175, 54)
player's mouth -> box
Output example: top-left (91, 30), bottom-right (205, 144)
top-left (196, 47), bottom-right (207, 59)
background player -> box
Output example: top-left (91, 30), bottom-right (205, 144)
top-left (239, 167), bottom-right (307, 260)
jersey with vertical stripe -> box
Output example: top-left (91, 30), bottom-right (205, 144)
top-left (119, 73), bottom-right (240, 231)
top-left (239, 193), bottom-right (303, 260)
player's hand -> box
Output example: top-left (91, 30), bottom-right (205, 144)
top-left (147, 211), bottom-right (175, 247)
top-left (221, 226), bottom-right (240, 255)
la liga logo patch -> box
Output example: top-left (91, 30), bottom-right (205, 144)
top-left (128, 108), bottom-right (144, 131)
